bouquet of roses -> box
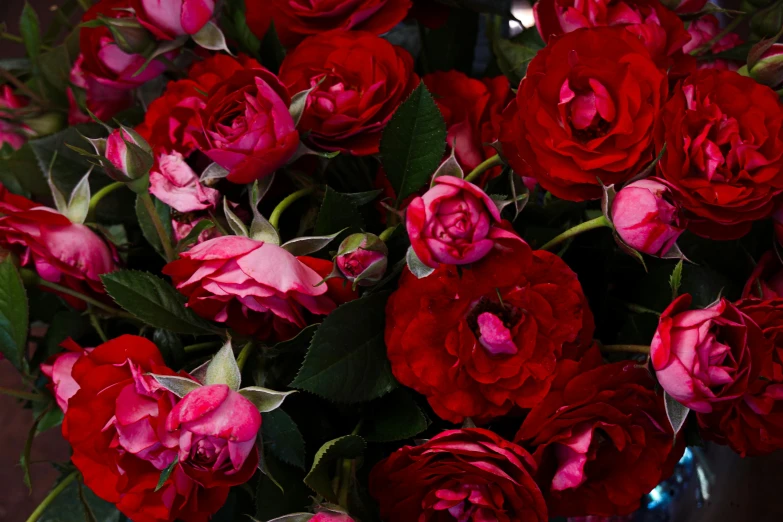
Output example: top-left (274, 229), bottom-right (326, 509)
top-left (3, 0), bottom-right (783, 520)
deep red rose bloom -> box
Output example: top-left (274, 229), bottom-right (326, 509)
top-left (533, 0), bottom-right (692, 72)
top-left (516, 345), bottom-right (683, 517)
top-left (0, 184), bottom-right (116, 310)
top-left (655, 69), bottom-right (783, 239)
top-left (385, 238), bottom-right (594, 423)
top-left (696, 299), bottom-right (783, 456)
top-left (369, 428), bottom-right (548, 522)
top-left (424, 71), bottom-right (513, 182)
top-left (197, 63), bottom-right (298, 184)
top-left (245, 0), bottom-right (412, 48)
top-left (500, 27), bottom-right (667, 201)
top-left (62, 335), bottom-right (229, 522)
top-left (278, 30), bottom-right (418, 156)
top-left (137, 54), bottom-right (256, 155)
top-left (743, 251), bottom-right (783, 299)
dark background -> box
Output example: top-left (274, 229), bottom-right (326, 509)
top-left (2, 0), bottom-right (783, 521)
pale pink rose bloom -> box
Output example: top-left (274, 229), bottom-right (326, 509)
top-left (40, 341), bottom-right (91, 413)
top-left (611, 179), bottom-right (683, 257)
top-left (135, 0), bottom-right (216, 38)
top-left (149, 152), bottom-right (220, 213)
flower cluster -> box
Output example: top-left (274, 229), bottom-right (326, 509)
top-left (4, 1), bottom-right (783, 522)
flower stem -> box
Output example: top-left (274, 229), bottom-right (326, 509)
top-left (539, 216), bottom-right (611, 251)
top-left (183, 341), bottom-right (222, 353)
top-left (269, 186), bottom-right (316, 230)
top-left (378, 226), bottom-right (396, 242)
top-left (140, 192), bottom-right (176, 262)
top-left (0, 32), bottom-right (52, 52)
top-left (25, 470), bottom-right (79, 522)
top-left (601, 344), bottom-right (651, 355)
top-left (464, 154), bottom-right (504, 184)
top-left (89, 314), bottom-right (108, 342)
top-left (88, 182), bottom-right (124, 219)
top-left (236, 341), bottom-right (254, 371)
top-left (0, 386), bottom-right (45, 402)
top-left (691, 14), bottom-right (746, 56)
top-left (21, 269), bottom-right (134, 319)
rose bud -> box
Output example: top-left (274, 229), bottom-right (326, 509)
top-left (198, 64), bottom-right (298, 184)
top-left (651, 294), bottom-right (771, 413)
top-left (40, 340), bottom-right (91, 413)
top-left (749, 43), bottom-right (783, 90)
top-left (611, 179), bottom-right (684, 257)
top-left (132, 0), bottom-right (216, 39)
top-left (62, 335), bottom-right (226, 521)
top-left (165, 384), bottom-right (261, 487)
top-left (163, 236), bottom-right (339, 341)
top-left (149, 151), bottom-right (219, 213)
top-left (104, 127), bottom-right (154, 181)
top-left (336, 233), bottom-right (388, 287)
top-left (0, 183), bottom-right (117, 309)
top-left (406, 176), bottom-right (520, 269)
top-left (369, 428), bottom-right (547, 522)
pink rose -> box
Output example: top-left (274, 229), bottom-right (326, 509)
top-left (0, 85), bottom-right (34, 150)
top-left (651, 294), bottom-right (770, 413)
top-left (149, 151), bottom-right (219, 213)
top-left (335, 233), bottom-right (388, 287)
top-left (683, 15), bottom-right (743, 71)
top-left (611, 179), bottom-right (684, 257)
top-left (198, 65), bottom-right (299, 184)
top-left (0, 184), bottom-right (116, 309)
top-left (405, 176), bottom-right (518, 269)
top-left (163, 236), bottom-right (336, 341)
top-left (40, 339), bottom-right (91, 412)
top-left (312, 512), bottom-right (356, 522)
top-left (133, 0), bottom-right (216, 39)
top-left (165, 384), bottom-right (261, 487)
top-left (105, 127), bottom-right (153, 180)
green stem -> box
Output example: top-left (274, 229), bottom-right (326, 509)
top-left (88, 182), bottom-right (124, 219)
top-left (601, 344), bottom-right (651, 355)
top-left (183, 341), bottom-right (221, 353)
top-left (691, 15), bottom-right (746, 56)
top-left (539, 216), bottom-right (611, 251)
top-left (89, 314), bottom-right (108, 342)
top-left (336, 458), bottom-right (354, 509)
top-left (269, 186), bottom-right (316, 230)
top-left (21, 269), bottom-right (134, 319)
top-left (1, 32), bottom-right (52, 52)
top-left (378, 227), bottom-right (396, 243)
top-left (464, 154), bottom-right (504, 184)
top-left (0, 386), bottom-right (46, 402)
top-left (140, 192), bottom-right (176, 262)
top-left (236, 341), bottom-right (254, 371)
top-left (25, 470), bottom-right (79, 522)
top-left (76, 0), bottom-right (92, 10)
top-left (621, 301), bottom-right (661, 317)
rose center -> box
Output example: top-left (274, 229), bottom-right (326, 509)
top-left (559, 78), bottom-right (616, 141)
top-left (466, 297), bottom-right (522, 356)
top-left (431, 483), bottom-right (500, 522)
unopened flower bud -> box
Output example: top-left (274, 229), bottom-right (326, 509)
top-left (749, 43), bottom-right (783, 90)
top-left (611, 179), bottom-right (684, 257)
top-left (105, 127), bottom-right (154, 181)
top-left (336, 233), bottom-right (388, 287)
top-left (751, 3), bottom-right (783, 38)
top-left (22, 111), bottom-right (66, 138)
top-left (105, 17), bottom-right (155, 55)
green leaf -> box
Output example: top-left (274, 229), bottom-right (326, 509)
top-left (224, 0), bottom-right (261, 58)
top-left (192, 21), bottom-right (231, 53)
top-left (291, 292), bottom-right (397, 403)
top-left (101, 270), bottom-right (215, 334)
top-left (664, 391), bottom-right (690, 437)
top-left (38, 477), bottom-right (120, 522)
top-left (240, 387), bottom-right (296, 413)
top-left (304, 435), bottom-right (365, 502)
top-left (363, 389), bottom-right (429, 442)
top-left (29, 124), bottom-right (104, 194)
top-left (380, 82), bottom-right (447, 203)
top-left (136, 194), bottom-right (174, 259)
top-left (314, 186), bottom-right (364, 238)
top-left (155, 457), bottom-right (178, 491)
top-left (0, 258), bottom-right (29, 372)
top-left (493, 37), bottom-right (538, 86)
top-left (152, 328), bottom-right (185, 367)
top-left (0, 144), bottom-right (48, 199)
top-left (419, 8), bottom-right (478, 74)
top-left (255, 455), bottom-right (310, 521)
top-left (262, 409), bottom-right (306, 470)
top-left (669, 260), bottom-right (684, 300)
top-left (20, 3), bottom-right (42, 64)
top-left (205, 341), bottom-right (242, 390)
top-left (261, 21), bottom-right (286, 73)
top-left (151, 375), bottom-right (201, 398)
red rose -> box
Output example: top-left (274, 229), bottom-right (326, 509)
top-left (245, 0), bottom-right (412, 48)
top-left (423, 71), bottom-right (513, 182)
top-left (278, 30), bottom-right (418, 156)
top-left (62, 335), bottom-right (228, 522)
top-left (0, 184), bottom-right (116, 310)
top-left (516, 345), bottom-right (682, 516)
top-left (369, 428), bottom-right (548, 522)
top-left (682, 15), bottom-right (744, 71)
top-left (500, 27), bottom-right (667, 201)
top-left (197, 63), bottom-right (298, 184)
top-left (533, 0), bottom-right (691, 72)
top-left (743, 251), bottom-right (783, 299)
top-left (696, 299), bottom-right (783, 456)
top-left (655, 69), bottom-right (783, 239)
top-left (137, 54), bottom-right (253, 155)
top-left (385, 239), bottom-right (594, 423)
top-left (651, 294), bottom-right (770, 413)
